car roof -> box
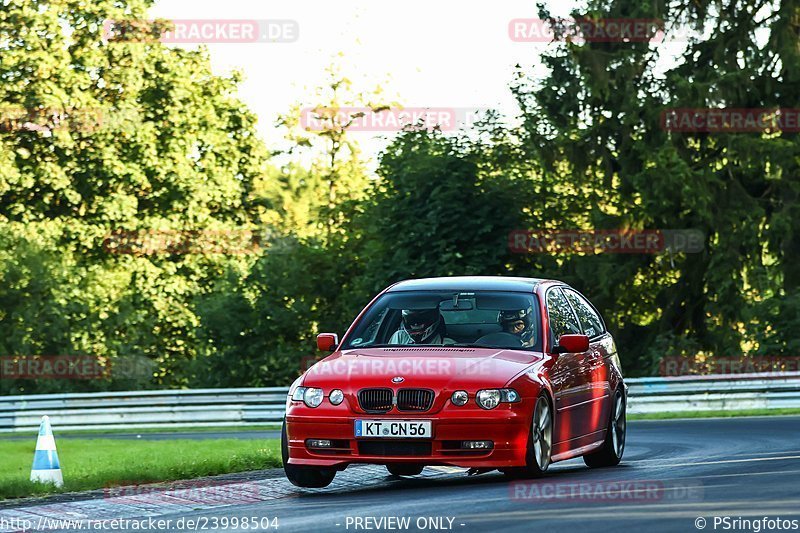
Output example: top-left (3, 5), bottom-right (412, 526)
top-left (387, 276), bottom-right (558, 293)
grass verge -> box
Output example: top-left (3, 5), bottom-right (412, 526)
top-left (629, 408), bottom-right (800, 420)
top-left (49, 424), bottom-right (282, 437)
top-left (0, 438), bottom-right (281, 500)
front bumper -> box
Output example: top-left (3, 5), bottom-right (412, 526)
top-left (285, 407), bottom-right (532, 469)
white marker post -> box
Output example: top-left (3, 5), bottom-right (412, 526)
top-left (30, 415), bottom-right (64, 487)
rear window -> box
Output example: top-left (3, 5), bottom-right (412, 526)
top-left (341, 290), bottom-right (542, 351)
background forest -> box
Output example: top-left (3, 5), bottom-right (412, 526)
top-left (1, 0), bottom-right (799, 393)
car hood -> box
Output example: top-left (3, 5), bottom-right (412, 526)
top-left (302, 347), bottom-right (544, 390)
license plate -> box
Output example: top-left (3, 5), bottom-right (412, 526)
top-left (354, 420), bottom-right (432, 438)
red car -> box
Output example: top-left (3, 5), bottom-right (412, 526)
top-left (282, 276), bottom-right (626, 488)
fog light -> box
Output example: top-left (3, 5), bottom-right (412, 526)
top-left (307, 439), bottom-right (332, 448)
top-left (451, 390), bottom-right (468, 406)
top-left (329, 389), bottom-right (344, 405)
top-left (462, 440), bottom-right (493, 450)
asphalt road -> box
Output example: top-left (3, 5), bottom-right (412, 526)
top-left (9, 416), bottom-right (800, 533)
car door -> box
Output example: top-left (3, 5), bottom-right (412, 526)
top-left (563, 288), bottom-right (612, 437)
top-left (545, 287), bottom-right (592, 446)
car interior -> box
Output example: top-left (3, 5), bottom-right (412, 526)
top-left (349, 291), bottom-right (539, 349)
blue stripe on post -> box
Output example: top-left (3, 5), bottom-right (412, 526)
top-left (32, 449), bottom-right (60, 470)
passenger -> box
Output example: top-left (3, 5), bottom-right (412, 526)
top-left (499, 307), bottom-right (536, 347)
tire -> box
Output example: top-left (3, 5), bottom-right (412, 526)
top-left (386, 464), bottom-right (424, 477)
top-left (503, 394), bottom-right (553, 479)
top-left (583, 388), bottom-right (626, 468)
top-left (281, 421), bottom-right (337, 488)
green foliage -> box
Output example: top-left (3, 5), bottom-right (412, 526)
top-left (355, 130), bottom-right (529, 289)
top-left (191, 237), bottom-right (330, 387)
top-left (0, 0), bottom-right (267, 393)
top-left (502, 0), bottom-right (800, 374)
top-left (2, 0), bottom-right (799, 392)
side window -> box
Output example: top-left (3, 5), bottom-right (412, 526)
top-left (353, 308), bottom-right (389, 346)
top-left (546, 288), bottom-right (581, 341)
top-left (564, 289), bottom-right (605, 338)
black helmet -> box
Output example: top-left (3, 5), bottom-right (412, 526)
top-left (500, 306), bottom-right (534, 344)
top-left (401, 308), bottom-right (443, 344)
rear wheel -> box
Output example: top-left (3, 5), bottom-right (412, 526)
top-left (386, 464), bottom-right (424, 477)
top-left (583, 388), bottom-right (626, 468)
top-left (281, 421), bottom-right (337, 488)
top-left (503, 394), bottom-right (552, 478)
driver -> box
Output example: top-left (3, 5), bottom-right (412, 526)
top-left (390, 308), bottom-right (455, 345)
top-left (499, 306), bottom-right (535, 347)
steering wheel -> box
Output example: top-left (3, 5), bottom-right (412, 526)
top-left (473, 332), bottom-right (524, 347)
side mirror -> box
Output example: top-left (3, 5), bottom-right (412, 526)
top-left (316, 333), bottom-right (339, 352)
top-left (554, 334), bottom-right (589, 354)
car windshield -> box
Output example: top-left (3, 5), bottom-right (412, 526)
top-left (340, 290), bottom-right (541, 351)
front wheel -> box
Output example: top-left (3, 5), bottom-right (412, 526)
top-left (282, 421), bottom-right (336, 488)
top-left (503, 394), bottom-right (552, 479)
top-left (583, 388), bottom-right (626, 468)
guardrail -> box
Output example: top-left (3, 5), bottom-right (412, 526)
top-left (0, 388), bottom-right (289, 433)
top-left (626, 372), bottom-right (800, 414)
top-left (1, 373), bottom-right (799, 433)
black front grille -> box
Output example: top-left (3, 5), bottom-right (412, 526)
top-left (358, 388), bottom-right (393, 413)
top-left (397, 389), bottom-right (434, 412)
top-left (358, 440), bottom-right (432, 456)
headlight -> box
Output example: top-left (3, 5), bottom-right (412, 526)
top-left (476, 389), bottom-right (520, 409)
top-left (476, 389), bottom-right (501, 409)
top-left (451, 390), bottom-right (468, 406)
top-left (329, 389), bottom-right (344, 405)
top-left (303, 387), bottom-right (324, 408)
top-left (291, 386), bottom-right (307, 402)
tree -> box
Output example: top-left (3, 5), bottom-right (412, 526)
top-left (0, 0), bottom-right (268, 392)
top-left (508, 0), bottom-right (800, 373)
top-left (190, 62), bottom-right (391, 386)
top-left (273, 61), bottom-right (394, 241)
top-left (353, 128), bottom-right (531, 295)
